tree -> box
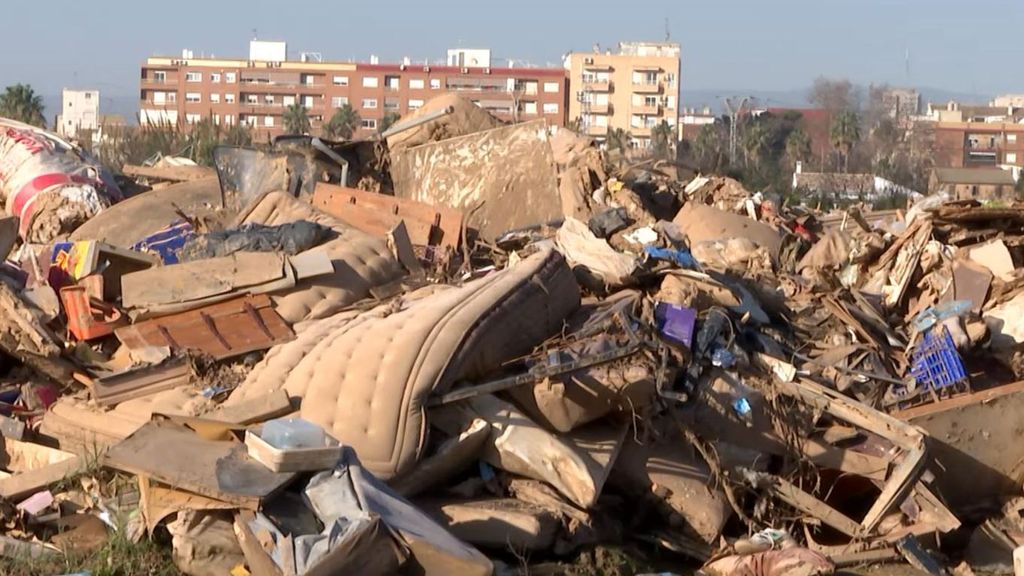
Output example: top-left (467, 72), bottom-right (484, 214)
top-left (606, 127), bottom-right (632, 154)
top-left (742, 121), bottom-right (772, 169)
top-left (0, 84), bottom-right (45, 127)
top-left (225, 123), bottom-right (253, 147)
top-left (283, 104), bottom-right (311, 135)
top-left (830, 110), bottom-right (861, 173)
top-left (651, 120), bottom-right (675, 159)
top-left (808, 77), bottom-right (859, 113)
top-left (784, 128), bottom-right (812, 168)
top-left (324, 104), bottom-right (360, 140)
top-left (379, 111), bottom-right (401, 134)
top-left (692, 123), bottom-right (728, 173)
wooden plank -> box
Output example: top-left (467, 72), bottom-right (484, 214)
top-left (121, 252), bottom-right (287, 310)
top-left (91, 358), bottom-right (192, 407)
top-left (314, 182), bottom-right (462, 249)
top-left (122, 164), bottom-right (216, 182)
top-left (115, 295), bottom-right (294, 361)
top-left (104, 422), bottom-right (296, 509)
top-left (801, 438), bottom-right (889, 481)
top-left (768, 475), bottom-right (863, 536)
top-left (234, 510), bottom-right (284, 576)
top-left (207, 390), bottom-right (294, 426)
top-left (0, 438), bottom-right (82, 500)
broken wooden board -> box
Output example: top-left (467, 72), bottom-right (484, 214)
top-left (968, 239), bottom-right (1014, 282)
top-left (91, 358), bottom-right (191, 407)
top-left (103, 421), bottom-right (296, 509)
top-left (883, 219), bottom-right (932, 309)
top-left (390, 119), bottom-right (561, 239)
top-left (121, 251), bottom-right (289, 311)
top-left (115, 294), bottom-right (294, 361)
top-left (0, 438), bottom-right (81, 500)
top-left (122, 163), bottom-right (216, 183)
top-left (953, 259), bottom-right (993, 314)
top-left (313, 182), bottom-right (463, 249)
top-left (422, 498), bottom-right (559, 552)
top-left (0, 282), bottom-right (74, 383)
top-left (138, 476), bottom-right (236, 533)
top-left (38, 397), bottom-right (149, 454)
top-left (205, 390), bottom-right (294, 426)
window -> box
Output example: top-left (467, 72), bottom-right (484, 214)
top-left (302, 95), bottom-right (314, 108)
top-left (185, 113), bottom-right (201, 124)
top-left (409, 78), bottom-right (425, 90)
top-left (243, 115), bottom-right (257, 127)
top-left (225, 93), bottom-right (236, 103)
top-left (301, 74), bottom-right (315, 86)
top-left (153, 91), bottom-right (166, 105)
top-left (523, 101), bottom-right (537, 115)
top-left (665, 96), bottom-right (676, 109)
top-left (430, 78), bottom-right (441, 89)
top-left (185, 92), bottom-right (201, 103)
top-left (644, 95), bottom-right (658, 107)
top-left (185, 72), bottom-right (201, 82)
top-left (246, 94), bottom-right (258, 104)
top-left (1008, 152), bottom-right (1018, 164)
top-left (264, 116), bottom-right (274, 127)
top-left (543, 82), bottom-right (559, 93)
top-left (84, 93), bottom-right (92, 100)
top-left (210, 93), bottom-right (220, 104)
top-left (633, 71), bottom-right (658, 85)
top-left (283, 95), bottom-right (295, 106)
top-left (225, 72), bottom-right (237, 83)
top-left (362, 76), bottom-right (379, 88)
top-left (362, 98), bottom-right (378, 109)
top-left (385, 75), bottom-right (400, 90)
top-left (522, 80), bottom-right (538, 95)
top-left (264, 94), bottom-right (275, 104)
top-left (211, 73), bottom-right (221, 83)
top-left (167, 92), bottom-right (176, 103)
top-left (1009, 134), bottom-right (1018, 144)
top-left (593, 115), bottom-right (608, 127)
top-left (361, 119), bottom-right (377, 129)
top-left (224, 114), bottom-right (234, 125)
top-left (213, 114), bottom-right (221, 125)
top-left (408, 99), bottom-right (424, 110)
top-left (333, 76), bottom-right (349, 86)
top-left (153, 71), bottom-right (167, 83)
top-left (331, 96), bottom-right (349, 108)
top-left (384, 97), bottom-right (399, 111)
top-left (543, 103), bottom-right (558, 115)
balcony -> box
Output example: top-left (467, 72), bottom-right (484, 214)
top-left (583, 62), bottom-right (613, 72)
top-left (141, 78), bottom-right (174, 89)
top-left (584, 103), bottom-right (611, 115)
top-left (630, 126), bottom-right (653, 137)
top-left (632, 82), bottom-right (663, 94)
top-left (582, 81), bottom-right (612, 93)
top-left (585, 125), bottom-right (608, 137)
top-left (633, 104), bottom-right (661, 115)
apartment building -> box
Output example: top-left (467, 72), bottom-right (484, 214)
top-left (57, 89), bottom-right (99, 138)
top-left (564, 42), bottom-right (680, 148)
top-left (931, 121), bottom-right (1024, 168)
top-left (139, 41), bottom-right (568, 139)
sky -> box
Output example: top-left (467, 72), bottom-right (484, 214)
top-left (1, 0), bottom-right (1022, 102)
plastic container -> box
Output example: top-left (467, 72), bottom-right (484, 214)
top-left (910, 326), bottom-right (968, 392)
top-left (260, 418), bottom-right (326, 450)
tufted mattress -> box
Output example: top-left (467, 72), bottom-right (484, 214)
top-left (226, 248), bottom-right (580, 479)
top-left (234, 191), bottom-right (406, 324)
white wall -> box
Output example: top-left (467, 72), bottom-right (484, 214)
top-left (250, 40), bottom-right (287, 62)
top-left (60, 89), bottom-right (100, 137)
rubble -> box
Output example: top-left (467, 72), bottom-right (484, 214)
top-left (1, 99), bottom-right (1024, 575)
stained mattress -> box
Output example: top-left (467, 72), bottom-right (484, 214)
top-left (226, 248), bottom-right (580, 479)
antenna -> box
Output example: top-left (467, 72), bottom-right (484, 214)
top-left (665, 17), bottom-right (671, 41)
top-left (252, 28), bottom-right (258, 40)
top-left (905, 47), bottom-right (910, 81)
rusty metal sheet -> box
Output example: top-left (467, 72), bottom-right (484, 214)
top-left (389, 119), bottom-right (561, 240)
top-left (115, 294), bottom-right (294, 360)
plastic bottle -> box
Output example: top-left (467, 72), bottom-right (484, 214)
top-left (261, 418), bottom-right (326, 449)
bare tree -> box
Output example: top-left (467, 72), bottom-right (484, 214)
top-left (808, 77), bottom-right (861, 113)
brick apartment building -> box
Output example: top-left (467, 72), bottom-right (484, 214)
top-left (139, 42), bottom-right (568, 139)
top-left (931, 121), bottom-right (1024, 169)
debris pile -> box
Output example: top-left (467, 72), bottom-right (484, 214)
top-left (0, 96), bottom-right (1023, 575)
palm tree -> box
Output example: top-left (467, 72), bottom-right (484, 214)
top-left (324, 104), bottom-right (360, 140)
top-left (566, 117), bottom-right (583, 133)
top-left (784, 128), bottom-right (812, 168)
top-left (742, 121), bottom-right (772, 169)
top-left (225, 123), bottom-right (253, 146)
top-left (0, 84), bottom-right (46, 127)
top-left (283, 104), bottom-right (311, 135)
top-left (606, 127), bottom-right (632, 154)
top-left (651, 120), bottom-right (675, 159)
top-left (379, 111), bottom-right (401, 134)
top-left (694, 123), bottom-right (727, 173)
top-left (830, 110), bottom-right (861, 173)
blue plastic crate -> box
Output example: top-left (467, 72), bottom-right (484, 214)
top-left (910, 326), bottom-right (968, 391)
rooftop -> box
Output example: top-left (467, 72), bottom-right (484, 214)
top-left (932, 167), bottom-right (1015, 185)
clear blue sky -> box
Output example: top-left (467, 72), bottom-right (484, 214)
top-left (1, 0), bottom-right (1021, 99)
